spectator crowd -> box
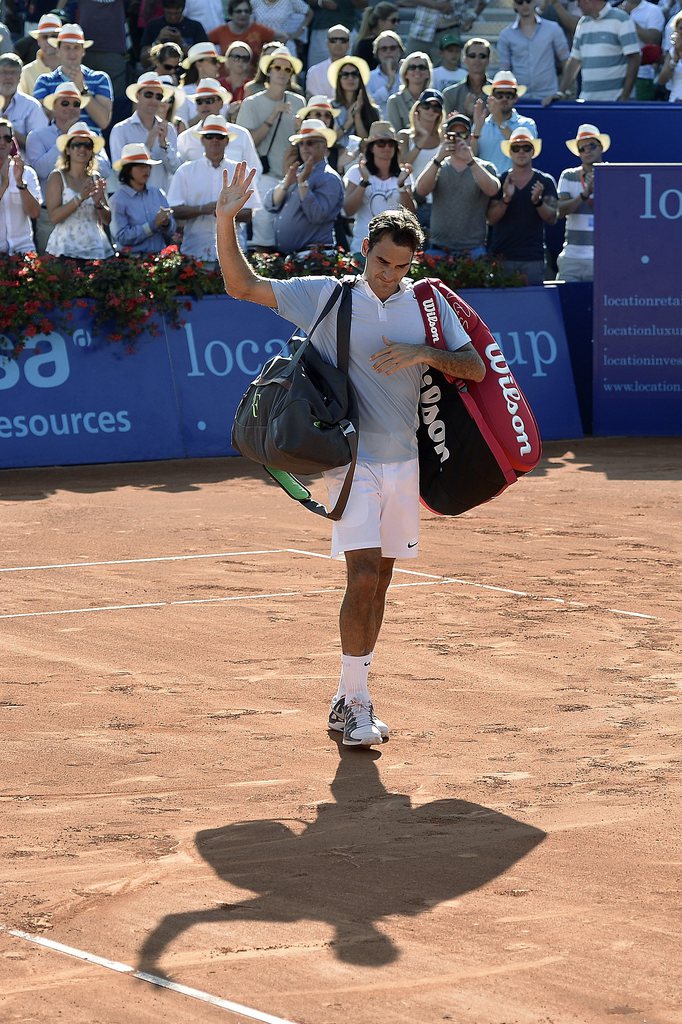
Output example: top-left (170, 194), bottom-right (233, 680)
top-left (0, 0), bottom-right (680, 283)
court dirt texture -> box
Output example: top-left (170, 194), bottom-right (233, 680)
top-left (0, 437), bottom-right (680, 1024)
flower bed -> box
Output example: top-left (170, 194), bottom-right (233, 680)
top-left (0, 247), bottom-right (523, 359)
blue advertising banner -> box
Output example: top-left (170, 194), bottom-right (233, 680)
top-left (0, 286), bottom-right (582, 470)
top-left (593, 165), bottom-right (682, 435)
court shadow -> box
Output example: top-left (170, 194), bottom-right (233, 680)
top-left (137, 743), bottom-right (545, 975)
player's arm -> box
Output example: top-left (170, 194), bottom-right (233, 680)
top-left (371, 337), bottom-right (485, 382)
top-left (216, 162), bottom-right (277, 308)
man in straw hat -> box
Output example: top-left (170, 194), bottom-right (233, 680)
top-left (33, 24), bottom-right (114, 132)
top-left (110, 72), bottom-right (181, 193)
top-left (0, 53), bottom-right (48, 150)
top-left (471, 70), bottom-right (537, 174)
top-left (487, 126), bottom-right (558, 284)
top-left (177, 78), bottom-right (260, 172)
top-left (167, 113), bottom-right (261, 259)
top-left (18, 13), bottom-right (64, 97)
top-left (555, 122), bottom-right (610, 282)
top-left (263, 116), bottom-right (343, 253)
top-left (217, 166), bottom-right (484, 746)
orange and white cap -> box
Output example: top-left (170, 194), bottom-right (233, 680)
top-left (182, 42), bottom-right (226, 69)
top-left (126, 71), bottom-right (175, 103)
top-left (113, 143), bottom-right (162, 171)
top-left (500, 125), bottom-right (541, 157)
top-left (56, 121), bottom-right (105, 153)
top-left (49, 23), bottom-right (94, 49)
top-left (483, 70), bottom-right (527, 97)
top-left (30, 13), bottom-right (64, 40)
top-left (193, 78), bottom-right (232, 104)
top-left (566, 123), bottom-right (611, 156)
top-left (193, 114), bottom-right (237, 140)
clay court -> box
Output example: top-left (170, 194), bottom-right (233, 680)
top-left (0, 437), bottom-right (680, 1024)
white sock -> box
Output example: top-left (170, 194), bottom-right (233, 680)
top-left (341, 653), bottom-right (373, 705)
top-left (334, 651), bottom-right (373, 702)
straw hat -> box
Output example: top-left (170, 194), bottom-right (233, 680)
top-left (192, 78), bottom-right (232, 105)
top-left (482, 70), bottom-right (527, 97)
top-left (193, 114), bottom-right (238, 140)
top-left (500, 125), bottom-right (542, 158)
top-left (56, 121), bottom-right (104, 153)
top-left (299, 95), bottom-right (340, 120)
top-left (113, 143), bottom-right (162, 171)
top-left (126, 71), bottom-right (175, 103)
top-left (43, 81), bottom-right (91, 112)
top-left (181, 42), bottom-right (225, 70)
top-left (48, 23), bottom-right (94, 49)
top-left (258, 46), bottom-right (303, 78)
top-left (566, 123), bottom-right (611, 156)
top-left (328, 55), bottom-right (371, 88)
top-left (288, 117), bottom-right (336, 149)
top-left (360, 120), bottom-right (399, 152)
top-left (29, 13), bottom-right (64, 40)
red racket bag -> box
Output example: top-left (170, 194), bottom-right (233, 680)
top-left (414, 278), bottom-right (541, 516)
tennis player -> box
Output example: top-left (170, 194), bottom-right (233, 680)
top-left (217, 162), bottom-right (485, 748)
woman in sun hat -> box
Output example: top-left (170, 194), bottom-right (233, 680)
top-left (180, 41), bottom-right (226, 95)
top-left (222, 41), bottom-right (254, 107)
top-left (109, 143), bottom-right (176, 254)
top-left (343, 120), bottom-right (415, 257)
top-left (328, 55), bottom-right (380, 149)
top-left (44, 121), bottom-right (114, 259)
top-left (397, 88), bottom-right (444, 233)
top-left (385, 51), bottom-right (433, 132)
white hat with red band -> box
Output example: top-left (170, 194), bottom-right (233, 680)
top-left (181, 42), bottom-right (226, 70)
top-left (113, 143), bottom-right (162, 171)
top-left (193, 78), bottom-right (232, 105)
top-left (483, 70), bottom-right (527, 97)
top-left (288, 117), bottom-right (336, 149)
top-left (43, 81), bottom-right (91, 111)
top-left (500, 125), bottom-right (542, 157)
top-left (56, 121), bottom-right (104, 153)
top-left (30, 13), bottom-right (64, 40)
top-left (193, 114), bottom-right (238, 140)
top-left (126, 71), bottom-right (175, 103)
top-left (48, 23), bottom-right (94, 49)
top-left (566, 123), bottom-right (611, 156)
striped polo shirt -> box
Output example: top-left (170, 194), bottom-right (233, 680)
top-left (571, 4), bottom-right (640, 101)
top-left (558, 166), bottom-right (594, 260)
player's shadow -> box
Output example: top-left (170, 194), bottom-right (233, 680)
top-left (137, 742), bottom-right (545, 974)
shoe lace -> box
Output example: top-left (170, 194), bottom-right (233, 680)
top-left (346, 698), bottom-right (374, 731)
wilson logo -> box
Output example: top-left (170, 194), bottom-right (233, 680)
top-left (420, 373), bottom-right (450, 463)
top-left (484, 342), bottom-right (532, 456)
top-left (422, 297), bottom-right (441, 346)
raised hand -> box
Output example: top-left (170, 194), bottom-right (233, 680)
top-left (217, 162), bottom-right (256, 220)
top-left (530, 180), bottom-right (544, 205)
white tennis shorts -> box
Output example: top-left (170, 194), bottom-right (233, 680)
top-left (324, 458), bottom-right (420, 560)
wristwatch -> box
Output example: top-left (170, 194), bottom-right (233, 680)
top-left (81, 85), bottom-right (90, 96)
top-left (432, 157), bottom-right (442, 167)
top-left (17, 181), bottom-right (28, 190)
top-left (358, 179), bottom-right (370, 188)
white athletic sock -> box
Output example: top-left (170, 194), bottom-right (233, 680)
top-left (341, 653), bottom-right (373, 705)
top-left (334, 651), bottom-right (373, 702)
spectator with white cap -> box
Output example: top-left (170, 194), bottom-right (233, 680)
top-left (487, 126), bottom-right (558, 284)
top-left (236, 46), bottom-right (304, 247)
top-left (0, 117), bottom-right (42, 256)
top-left (263, 116), bottom-right (343, 254)
top-left (109, 72), bottom-right (181, 193)
top-left (555, 122), bottom-right (610, 282)
top-left (179, 40), bottom-right (225, 98)
top-left (19, 13), bottom-right (64, 97)
top-left (305, 24), bottom-right (351, 100)
top-left (415, 110), bottom-right (499, 257)
top-left (44, 120), bottom-right (114, 260)
top-left (471, 70), bottom-right (537, 174)
top-left (26, 81), bottom-right (112, 253)
top-left (167, 113), bottom-right (261, 258)
top-left (33, 24), bottom-right (114, 132)
top-left (109, 144), bottom-right (176, 253)
top-left (0, 53), bottom-right (49, 150)
top-left (177, 78), bottom-right (261, 171)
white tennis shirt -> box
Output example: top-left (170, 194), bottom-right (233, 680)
top-left (270, 276), bottom-right (470, 463)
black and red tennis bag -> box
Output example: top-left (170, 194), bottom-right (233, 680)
top-left (413, 278), bottom-right (541, 516)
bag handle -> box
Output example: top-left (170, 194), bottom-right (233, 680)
top-left (266, 281), bottom-right (357, 521)
top-left (261, 111), bottom-right (282, 159)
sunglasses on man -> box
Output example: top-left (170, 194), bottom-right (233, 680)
top-left (196, 95), bottom-right (220, 105)
top-left (493, 90), bottom-right (516, 99)
top-left (446, 129), bottom-right (469, 139)
top-left (58, 99), bottom-right (81, 108)
top-left (141, 90), bottom-right (164, 100)
top-left (510, 143), bottom-right (533, 152)
top-left (203, 133), bottom-right (226, 140)
top-left (328, 36), bottom-right (348, 44)
top-left (466, 50), bottom-right (489, 59)
top-left (578, 140), bottom-right (599, 153)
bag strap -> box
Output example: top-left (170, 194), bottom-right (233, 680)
top-left (266, 281), bottom-right (357, 521)
top-left (261, 111), bottom-right (282, 159)
top-left (413, 278), bottom-right (458, 384)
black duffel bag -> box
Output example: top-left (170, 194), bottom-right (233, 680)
top-left (231, 280), bottom-right (358, 520)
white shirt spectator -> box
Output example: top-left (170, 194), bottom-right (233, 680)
top-left (177, 120), bottom-right (262, 173)
top-left (109, 113), bottom-right (181, 193)
top-left (630, 0), bottom-right (666, 79)
top-left (306, 58), bottom-right (334, 99)
top-left (1, 92), bottom-right (49, 145)
top-left (0, 164), bottom-right (42, 254)
top-left (167, 154), bottom-right (261, 260)
top-left (182, 0), bottom-right (225, 33)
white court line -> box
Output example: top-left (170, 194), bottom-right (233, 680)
top-left (0, 549), bottom-right (286, 573)
top-left (1, 927), bottom-right (299, 1024)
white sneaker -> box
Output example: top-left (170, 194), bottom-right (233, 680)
top-left (328, 696), bottom-right (389, 740)
top-left (342, 699), bottom-right (383, 747)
